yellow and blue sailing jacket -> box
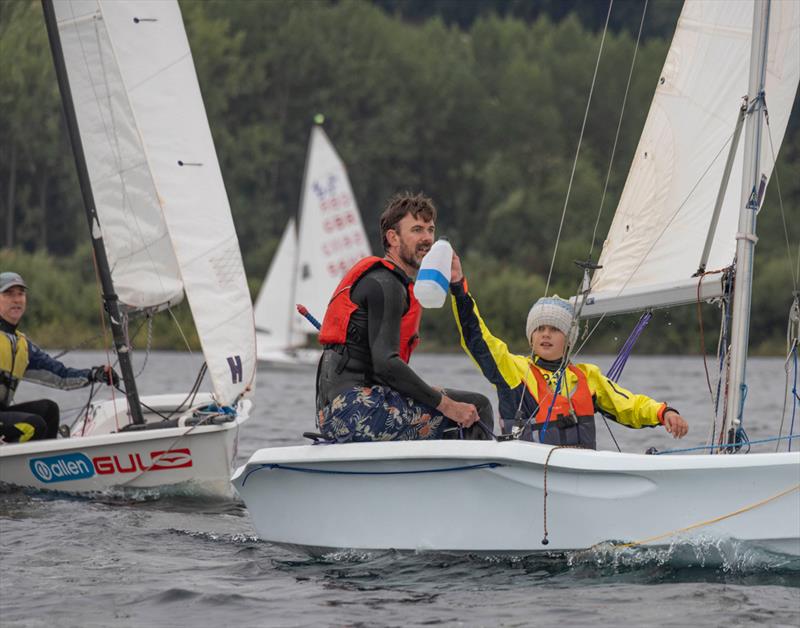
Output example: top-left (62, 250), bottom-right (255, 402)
top-left (450, 279), bottom-right (667, 448)
top-left (0, 324), bottom-right (91, 408)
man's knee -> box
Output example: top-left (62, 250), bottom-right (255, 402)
top-left (20, 399), bottom-right (60, 439)
top-left (0, 413), bottom-right (48, 443)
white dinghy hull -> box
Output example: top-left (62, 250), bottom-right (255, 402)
top-left (1, 394), bottom-right (250, 497)
top-left (232, 441), bottom-right (800, 556)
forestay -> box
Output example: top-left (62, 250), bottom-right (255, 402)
top-left (53, 0), bottom-right (256, 405)
top-left (293, 126), bottom-right (371, 335)
top-left (585, 0), bottom-right (800, 317)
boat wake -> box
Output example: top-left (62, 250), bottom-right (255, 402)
top-left (268, 539), bottom-right (800, 588)
top-left (567, 537), bottom-right (800, 576)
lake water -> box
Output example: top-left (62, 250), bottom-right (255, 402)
top-left (1, 351), bottom-right (798, 627)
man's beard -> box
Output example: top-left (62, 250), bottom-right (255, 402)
top-left (398, 240), bottom-right (429, 270)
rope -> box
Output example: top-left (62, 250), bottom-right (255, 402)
top-left (133, 314), bottom-right (154, 378)
top-left (540, 445), bottom-right (582, 545)
top-left (709, 274), bottom-right (733, 450)
top-left (605, 311), bottom-right (652, 382)
top-left (240, 461), bottom-right (504, 487)
top-left (544, 0), bottom-right (613, 297)
top-left (655, 433), bottom-right (800, 455)
top-left (693, 268), bottom-right (730, 451)
top-left (607, 483), bottom-right (800, 550)
top-left (51, 331), bottom-right (107, 360)
top-left (89, 245), bottom-right (122, 433)
top-left (788, 346), bottom-right (798, 453)
top-left (536, 367), bottom-right (566, 442)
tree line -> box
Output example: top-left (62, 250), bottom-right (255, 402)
top-left (0, 0), bottom-right (797, 355)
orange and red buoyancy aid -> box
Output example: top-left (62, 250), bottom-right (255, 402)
top-left (318, 257), bottom-right (421, 363)
top-left (528, 364), bottom-right (595, 426)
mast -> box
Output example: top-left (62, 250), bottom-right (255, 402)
top-left (42, 0), bottom-right (144, 425)
top-left (288, 121), bottom-right (319, 344)
top-left (722, 0), bottom-right (771, 447)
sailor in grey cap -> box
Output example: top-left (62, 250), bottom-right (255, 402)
top-left (0, 271), bottom-right (27, 294)
top-left (0, 272), bottom-right (119, 444)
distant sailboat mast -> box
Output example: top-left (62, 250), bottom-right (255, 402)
top-left (289, 122), bottom-right (318, 343)
top-left (41, 0), bottom-right (144, 424)
top-left (723, 0), bottom-right (772, 446)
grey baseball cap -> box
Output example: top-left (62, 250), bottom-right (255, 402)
top-left (0, 272), bottom-right (28, 293)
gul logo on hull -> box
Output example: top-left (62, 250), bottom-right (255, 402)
top-left (150, 449), bottom-right (193, 470)
top-left (29, 448), bottom-right (194, 483)
top-left (30, 453), bottom-right (94, 483)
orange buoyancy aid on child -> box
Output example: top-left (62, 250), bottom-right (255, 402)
top-left (529, 364), bottom-right (595, 427)
top-left (318, 256), bottom-right (421, 363)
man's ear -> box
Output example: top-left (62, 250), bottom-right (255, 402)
top-left (385, 227), bottom-right (399, 248)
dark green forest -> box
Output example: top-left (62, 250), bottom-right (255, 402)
top-left (0, 0), bottom-right (797, 355)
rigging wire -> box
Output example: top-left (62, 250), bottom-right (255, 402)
top-left (133, 313), bottom-right (154, 378)
top-left (51, 331), bottom-right (107, 360)
top-left (89, 244), bottom-right (122, 432)
top-left (777, 298), bottom-right (799, 451)
top-left (569, 122), bottom-right (740, 356)
top-left (169, 307), bottom-right (196, 356)
top-left (531, 0), bottom-right (649, 452)
top-left (762, 99), bottom-right (799, 452)
top-left (588, 0), bottom-right (649, 260)
top-left (764, 98), bottom-right (799, 291)
top-left (544, 0), bottom-right (614, 297)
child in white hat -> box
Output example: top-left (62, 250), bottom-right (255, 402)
top-left (449, 254), bottom-right (688, 448)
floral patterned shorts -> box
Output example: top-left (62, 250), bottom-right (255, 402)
top-left (317, 385), bottom-right (451, 442)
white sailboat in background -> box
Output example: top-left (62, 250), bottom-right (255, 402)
top-left (0, 0), bottom-right (256, 497)
top-left (255, 123), bottom-right (371, 368)
top-left (233, 0), bottom-right (800, 555)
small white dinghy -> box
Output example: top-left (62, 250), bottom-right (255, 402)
top-left (233, 0), bottom-right (800, 551)
top-left (3, 394), bottom-right (248, 497)
top-left (232, 440), bottom-right (799, 555)
top-left (0, 0), bottom-right (256, 497)
top-left (255, 123), bottom-right (371, 369)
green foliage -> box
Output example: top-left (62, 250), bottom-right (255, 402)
top-left (1, 0), bottom-right (797, 354)
top-left (0, 247), bottom-right (199, 351)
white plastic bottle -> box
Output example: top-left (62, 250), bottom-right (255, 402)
top-left (415, 238), bottom-right (453, 308)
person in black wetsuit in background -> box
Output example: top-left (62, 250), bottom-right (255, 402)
top-left (315, 192), bottom-right (494, 442)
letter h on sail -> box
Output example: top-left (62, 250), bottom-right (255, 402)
top-left (227, 355), bottom-right (243, 383)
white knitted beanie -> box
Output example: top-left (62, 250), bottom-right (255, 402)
top-left (526, 296), bottom-right (575, 342)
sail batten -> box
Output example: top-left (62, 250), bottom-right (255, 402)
top-left (584, 0), bottom-right (800, 317)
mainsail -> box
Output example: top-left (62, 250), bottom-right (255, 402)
top-left (292, 125), bottom-right (371, 335)
top-left (52, 0), bottom-right (256, 405)
top-left (584, 0), bottom-right (800, 317)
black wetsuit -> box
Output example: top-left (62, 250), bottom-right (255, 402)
top-left (316, 265), bottom-right (493, 439)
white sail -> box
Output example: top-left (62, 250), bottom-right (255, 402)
top-left (584, 0), bottom-right (800, 317)
top-left (254, 219), bottom-right (306, 352)
top-left (53, 0), bottom-right (183, 311)
top-left (293, 126), bottom-right (371, 334)
top-left (54, 0), bottom-right (256, 404)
